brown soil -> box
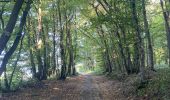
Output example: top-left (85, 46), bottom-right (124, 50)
top-left (1, 74), bottom-right (140, 100)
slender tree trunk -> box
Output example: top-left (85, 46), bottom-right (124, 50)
top-left (27, 16), bottom-right (37, 78)
top-left (58, 0), bottom-right (66, 80)
top-left (36, 51), bottom-right (43, 80)
top-left (0, 4), bottom-right (5, 30)
top-left (9, 33), bottom-right (24, 90)
top-left (4, 68), bottom-right (10, 91)
top-left (52, 10), bottom-right (57, 74)
top-left (67, 29), bottom-right (72, 75)
top-left (160, 0), bottom-right (170, 67)
top-left (28, 35), bottom-right (36, 78)
top-left (42, 25), bottom-right (48, 80)
top-left (35, 0), bottom-right (45, 80)
top-left (72, 13), bottom-right (77, 75)
top-left (142, 0), bottom-right (154, 70)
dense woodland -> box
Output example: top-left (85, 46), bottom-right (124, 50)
top-left (0, 0), bottom-right (170, 99)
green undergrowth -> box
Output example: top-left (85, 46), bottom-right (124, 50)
top-left (137, 68), bottom-right (170, 99)
top-left (106, 68), bottom-right (170, 99)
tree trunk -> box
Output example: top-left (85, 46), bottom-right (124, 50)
top-left (142, 0), bottom-right (154, 70)
top-left (131, 0), bottom-right (145, 83)
top-left (160, 0), bottom-right (170, 67)
top-left (27, 16), bottom-right (37, 78)
top-left (58, 0), bottom-right (67, 80)
top-left (9, 33), bottom-right (24, 90)
top-left (52, 10), bottom-right (57, 74)
top-left (42, 26), bottom-right (48, 80)
top-left (0, 1), bottom-right (32, 76)
top-left (0, 0), bottom-right (24, 54)
top-left (0, 4), bottom-right (5, 30)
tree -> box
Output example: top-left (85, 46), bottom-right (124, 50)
top-left (0, 0), bottom-right (32, 76)
top-left (142, 0), bottom-right (154, 70)
top-left (0, 0), bottom-right (24, 55)
top-left (131, 0), bottom-right (145, 82)
top-left (160, 0), bottom-right (170, 67)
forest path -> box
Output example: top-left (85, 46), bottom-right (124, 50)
top-left (2, 74), bottom-right (130, 100)
top-left (80, 74), bottom-right (103, 100)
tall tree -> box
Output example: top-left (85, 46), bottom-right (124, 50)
top-left (160, 0), bottom-right (170, 67)
top-left (59, 0), bottom-right (67, 80)
top-left (0, 0), bottom-right (32, 76)
top-left (142, 0), bottom-right (154, 70)
top-left (131, 0), bottom-right (145, 82)
top-left (0, 0), bottom-right (24, 54)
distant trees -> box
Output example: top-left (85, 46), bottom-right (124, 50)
top-left (86, 0), bottom-right (157, 83)
top-left (25, 0), bottom-right (79, 80)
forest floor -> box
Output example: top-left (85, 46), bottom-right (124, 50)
top-left (1, 74), bottom-right (147, 100)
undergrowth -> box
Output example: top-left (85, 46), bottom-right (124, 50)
top-left (137, 68), bottom-right (170, 99)
top-left (107, 68), bottom-right (170, 99)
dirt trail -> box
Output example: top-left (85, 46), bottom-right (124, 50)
top-left (80, 74), bottom-right (103, 100)
top-left (1, 74), bottom-right (130, 100)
